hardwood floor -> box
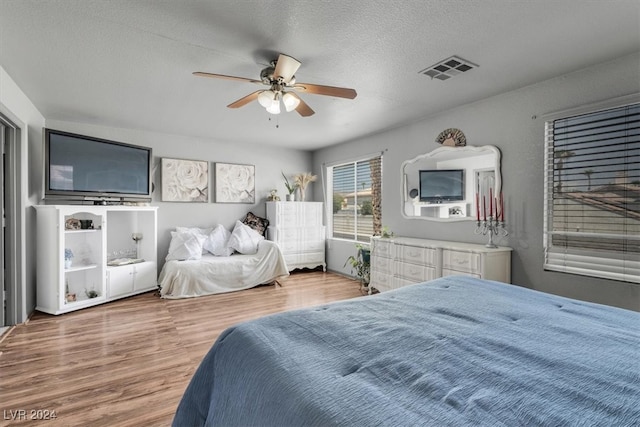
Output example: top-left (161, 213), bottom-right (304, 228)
top-left (0, 271), bottom-right (362, 426)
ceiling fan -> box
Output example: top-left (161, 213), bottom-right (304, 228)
top-left (193, 53), bottom-right (357, 117)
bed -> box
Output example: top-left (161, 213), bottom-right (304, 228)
top-left (173, 276), bottom-right (640, 426)
top-left (158, 240), bottom-right (289, 299)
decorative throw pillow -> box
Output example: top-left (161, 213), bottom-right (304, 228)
top-left (242, 212), bottom-right (269, 237)
top-left (227, 220), bottom-right (264, 255)
top-left (176, 227), bottom-right (212, 254)
top-left (203, 224), bottom-right (234, 257)
top-left (165, 231), bottom-right (206, 261)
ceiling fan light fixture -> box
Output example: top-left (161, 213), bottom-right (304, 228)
top-left (282, 92), bottom-right (300, 112)
top-left (266, 102), bottom-right (281, 115)
top-left (258, 90), bottom-right (273, 108)
top-left (266, 92), bottom-right (281, 114)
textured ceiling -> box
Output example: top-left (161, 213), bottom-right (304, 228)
top-left (1, 0), bottom-right (639, 150)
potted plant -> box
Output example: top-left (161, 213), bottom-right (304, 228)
top-left (282, 171), bottom-right (298, 201)
top-left (344, 244), bottom-right (371, 294)
top-left (380, 226), bottom-right (394, 238)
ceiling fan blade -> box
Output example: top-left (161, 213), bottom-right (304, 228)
top-left (227, 91), bottom-right (262, 108)
top-left (274, 54), bottom-right (301, 83)
top-left (293, 83), bottom-right (357, 99)
top-left (193, 72), bottom-right (262, 84)
top-left (288, 93), bottom-right (315, 117)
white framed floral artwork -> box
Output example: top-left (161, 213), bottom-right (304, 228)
top-left (161, 158), bottom-right (209, 202)
top-left (215, 163), bottom-right (255, 203)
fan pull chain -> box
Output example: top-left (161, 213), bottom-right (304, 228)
top-left (268, 116), bottom-right (280, 129)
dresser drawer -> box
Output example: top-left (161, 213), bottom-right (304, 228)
top-left (268, 227), bottom-right (297, 241)
top-left (371, 255), bottom-right (392, 275)
top-left (301, 251), bottom-right (325, 263)
top-left (370, 271), bottom-right (393, 292)
top-left (442, 250), bottom-right (481, 274)
top-left (395, 262), bottom-right (436, 283)
top-left (271, 202), bottom-right (298, 224)
top-left (299, 205), bottom-right (323, 226)
top-left (396, 245), bottom-right (436, 266)
top-left (267, 202), bottom-right (323, 228)
top-left (442, 269), bottom-right (481, 279)
top-left (372, 239), bottom-right (393, 258)
top-left (302, 226), bottom-right (325, 241)
top-left (268, 227), bottom-right (325, 252)
top-left (305, 239), bottom-right (325, 252)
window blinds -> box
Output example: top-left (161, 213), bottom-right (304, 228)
top-left (543, 102), bottom-right (640, 283)
top-left (331, 156), bottom-right (382, 241)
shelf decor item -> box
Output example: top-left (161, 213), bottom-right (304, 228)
top-left (215, 163), bottom-right (255, 203)
top-left (85, 286), bottom-right (99, 299)
top-left (435, 128), bottom-right (467, 147)
top-left (65, 280), bottom-right (76, 303)
top-left (161, 157), bottom-right (209, 202)
top-left (293, 172), bottom-right (317, 202)
top-left (474, 190), bottom-right (508, 248)
top-left (65, 218), bottom-right (81, 230)
top-left (266, 189), bottom-right (280, 201)
top-left (64, 248), bottom-right (74, 269)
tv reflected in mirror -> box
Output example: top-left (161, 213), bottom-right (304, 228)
top-left (419, 169), bottom-right (464, 202)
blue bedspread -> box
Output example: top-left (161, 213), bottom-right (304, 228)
top-left (173, 276), bottom-right (640, 426)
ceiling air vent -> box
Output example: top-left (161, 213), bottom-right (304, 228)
top-left (419, 56), bottom-right (478, 81)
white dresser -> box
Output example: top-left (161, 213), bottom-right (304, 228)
top-left (370, 236), bottom-right (511, 292)
top-left (266, 202), bottom-right (326, 271)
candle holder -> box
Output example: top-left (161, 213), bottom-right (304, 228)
top-left (475, 216), bottom-right (508, 248)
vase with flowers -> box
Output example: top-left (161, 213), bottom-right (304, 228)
top-left (64, 248), bottom-right (74, 269)
top-left (293, 172), bottom-right (317, 202)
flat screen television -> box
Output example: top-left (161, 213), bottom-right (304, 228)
top-left (44, 129), bottom-right (152, 202)
top-left (419, 169), bottom-right (464, 202)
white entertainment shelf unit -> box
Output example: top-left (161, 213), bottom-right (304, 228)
top-left (35, 205), bottom-right (158, 315)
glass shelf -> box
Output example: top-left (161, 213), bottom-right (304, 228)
top-left (64, 228), bottom-right (100, 234)
top-left (64, 264), bottom-right (98, 273)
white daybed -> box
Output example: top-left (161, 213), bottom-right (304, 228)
top-left (159, 240), bottom-right (288, 299)
top-left (158, 218), bottom-right (289, 299)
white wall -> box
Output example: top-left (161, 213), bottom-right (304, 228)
top-left (313, 53), bottom-right (640, 311)
top-left (0, 65), bottom-right (46, 321)
top-left (45, 119), bottom-right (312, 273)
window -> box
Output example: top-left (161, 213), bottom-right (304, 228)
top-left (328, 155), bottom-right (382, 242)
top-left (543, 102), bottom-right (640, 283)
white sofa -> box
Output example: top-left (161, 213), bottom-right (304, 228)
top-left (158, 219), bottom-right (289, 299)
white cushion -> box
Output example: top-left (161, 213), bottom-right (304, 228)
top-left (227, 220), bottom-right (264, 255)
top-left (176, 227), bottom-right (212, 254)
top-left (203, 224), bottom-right (234, 257)
top-left (166, 231), bottom-right (206, 261)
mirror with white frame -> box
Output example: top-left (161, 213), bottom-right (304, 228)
top-left (401, 145), bottom-right (502, 221)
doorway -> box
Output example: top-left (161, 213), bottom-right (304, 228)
top-left (0, 114), bottom-right (20, 329)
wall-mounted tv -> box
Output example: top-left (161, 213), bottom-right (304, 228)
top-left (44, 129), bottom-right (152, 202)
top-left (419, 169), bottom-right (464, 202)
